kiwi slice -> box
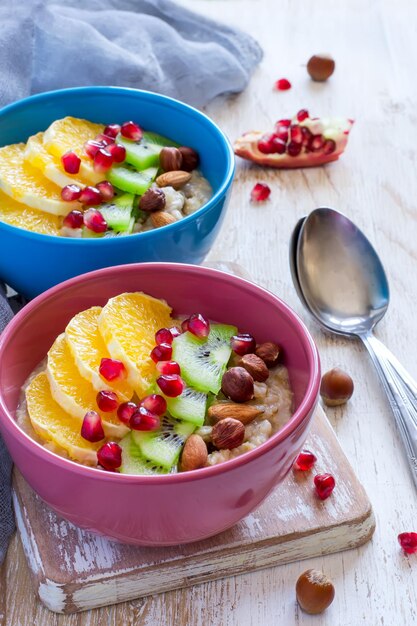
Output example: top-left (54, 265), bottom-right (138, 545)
top-left (117, 131), bottom-right (178, 171)
top-left (99, 193), bottom-right (134, 233)
top-left (166, 386), bottom-right (207, 427)
top-left (132, 415), bottom-right (195, 470)
top-left (172, 323), bottom-right (237, 394)
top-left (119, 433), bottom-right (169, 475)
top-left (107, 165), bottom-right (158, 195)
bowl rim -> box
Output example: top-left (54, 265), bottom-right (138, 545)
top-left (0, 263), bottom-right (320, 483)
top-left (0, 86), bottom-right (235, 243)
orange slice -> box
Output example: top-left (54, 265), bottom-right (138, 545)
top-left (0, 188), bottom-right (61, 235)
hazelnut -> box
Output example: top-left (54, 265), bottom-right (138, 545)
top-left (178, 146), bottom-right (200, 172)
top-left (180, 434), bottom-right (208, 471)
top-left (296, 569), bottom-right (335, 614)
top-left (221, 367), bottom-right (254, 403)
top-left (160, 147), bottom-right (183, 172)
top-left (320, 367), bottom-right (354, 406)
top-left (211, 417), bottom-right (245, 450)
top-left (307, 54), bottom-right (335, 82)
top-left (241, 354), bottom-right (269, 382)
top-left (255, 342), bottom-right (280, 368)
top-left (139, 188), bottom-right (166, 212)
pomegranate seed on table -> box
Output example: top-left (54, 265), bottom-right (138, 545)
top-left (99, 358), bottom-right (126, 381)
top-left (103, 124), bottom-right (121, 138)
top-left (93, 148), bottom-right (113, 173)
top-left (230, 333), bottom-right (256, 356)
top-left (297, 109), bottom-right (309, 122)
top-left (287, 141), bottom-right (302, 157)
top-left (96, 181), bottom-right (115, 201)
top-left (294, 449), bottom-right (317, 471)
top-left (157, 374), bottom-right (184, 397)
top-left (150, 343), bottom-right (172, 363)
top-left (97, 442), bottom-right (122, 471)
top-left (106, 143), bottom-right (126, 163)
top-left (251, 183), bottom-right (271, 202)
top-left (84, 208), bottom-right (107, 233)
top-left (274, 78), bottom-right (292, 91)
top-left (139, 394), bottom-right (167, 416)
top-left (121, 121), bottom-right (143, 141)
top-left (155, 328), bottom-right (174, 345)
top-left (63, 209), bottom-right (84, 229)
top-left (84, 140), bottom-right (103, 159)
top-left (61, 150), bottom-right (81, 174)
top-left (117, 401), bottom-right (138, 425)
top-left (398, 532), bottom-right (417, 554)
top-left (81, 411), bottom-right (105, 442)
top-left (156, 360), bottom-right (181, 375)
top-left (314, 473), bottom-right (336, 500)
top-left (96, 390), bottom-right (119, 412)
top-left (95, 133), bottom-right (115, 146)
top-left (61, 184), bottom-right (81, 202)
top-left (130, 407), bottom-right (160, 431)
top-left (181, 319), bottom-right (190, 332)
top-left (188, 313), bottom-right (210, 338)
top-left (79, 186), bottom-right (102, 206)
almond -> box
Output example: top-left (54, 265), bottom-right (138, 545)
top-left (156, 170), bottom-right (192, 189)
top-left (241, 353), bottom-right (269, 382)
top-left (208, 402), bottom-right (264, 425)
top-left (180, 434), bottom-right (208, 471)
top-left (150, 211), bottom-right (176, 228)
top-left (212, 418), bottom-right (245, 450)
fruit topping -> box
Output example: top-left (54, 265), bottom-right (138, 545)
top-left (120, 121), bottom-right (143, 141)
top-left (95, 133), bottom-right (115, 146)
top-left (187, 313), bottom-right (210, 339)
top-left (314, 473), bottom-right (336, 500)
top-left (274, 78), bottom-right (292, 90)
top-left (296, 569), bottom-right (335, 614)
top-left (96, 389), bottom-right (119, 412)
top-left (178, 146), bottom-right (200, 171)
top-left (81, 410), bottom-right (105, 442)
top-left (156, 360), bottom-right (181, 375)
top-left (97, 441), bottom-right (122, 470)
top-left (63, 209), bottom-right (83, 229)
top-left (83, 208), bottom-right (107, 233)
top-left (103, 124), bottom-right (121, 139)
top-left (307, 54), bottom-right (335, 82)
top-left (93, 148), bottom-right (113, 173)
top-left (212, 417), bottom-right (245, 450)
top-left (294, 449), bottom-right (317, 471)
top-left (130, 406), bottom-right (160, 431)
top-left (79, 186), bottom-right (102, 206)
top-left (398, 532), bottom-right (417, 554)
top-left (250, 182), bottom-right (271, 202)
top-left (221, 367), bottom-right (254, 403)
top-left (61, 150), bottom-right (81, 174)
top-left (230, 333), bottom-right (256, 356)
top-left (99, 358), bottom-right (126, 381)
top-left (107, 164), bottom-right (158, 196)
top-left (155, 328), bottom-right (174, 345)
top-left (119, 433), bottom-right (168, 475)
top-left (180, 434), bottom-right (208, 471)
top-left (165, 386), bottom-right (207, 427)
top-left (160, 147), bottom-right (183, 171)
top-left (139, 394), bottom-right (167, 416)
top-left (106, 143), bottom-right (126, 163)
top-left (96, 180), bottom-right (115, 202)
top-left (150, 342), bottom-right (173, 363)
top-left (84, 140), bottom-right (103, 159)
top-left (139, 188), bottom-right (166, 212)
top-left (117, 401), bottom-right (138, 425)
top-left (320, 368), bottom-right (354, 406)
top-left (132, 415), bottom-right (195, 468)
top-left (157, 374), bottom-right (184, 397)
top-left (61, 184), bottom-right (82, 202)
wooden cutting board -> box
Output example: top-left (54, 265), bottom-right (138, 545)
top-left (12, 405), bottom-right (375, 615)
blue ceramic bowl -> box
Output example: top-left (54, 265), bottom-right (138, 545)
top-left (0, 87), bottom-right (235, 299)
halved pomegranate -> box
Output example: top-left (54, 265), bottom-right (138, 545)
top-left (234, 111), bottom-right (353, 168)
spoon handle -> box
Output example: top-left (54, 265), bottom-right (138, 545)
top-left (361, 333), bottom-right (417, 490)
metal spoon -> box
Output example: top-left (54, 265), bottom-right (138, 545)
top-left (289, 207), bottom-right (417, 489)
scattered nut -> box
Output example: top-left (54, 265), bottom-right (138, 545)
top-left (241, 353), bottom-right (269, 382)
top-left (160, 147), bottom-right (183, 172)
top-left (212, 417), bottom-right (245, 450)
top-left (320, 367), bottom-right (354, 406)
top-left (221, 366), bottom-right (254, 403)
top-left (255, 342), bottom-right (280, 368)
top-left (155, 170), bottom-right (192, 189)
top-left (150, 211), bottom-right (176, 228)
top-left (139, 188), bottom-right (166, 212)
top-left (178, 146), bottom-right (200, 172)
top-left (307, 54), bottom-right (335, 82)
top-left (180, 434), bottom-right (208, 471)
top-left (208, 401), bottom-right (264, 425)
top-left (296, 569), bottom-right (335, 614)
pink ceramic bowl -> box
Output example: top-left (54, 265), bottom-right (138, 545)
top-left (0, 264), bottom-right (320, 546)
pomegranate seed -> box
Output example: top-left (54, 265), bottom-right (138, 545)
top-left (155, 328), bottom-right (174, 345)
top-left (294, 449), bottom-right (317, 471)
top-left (95, 133), bottom-right (115, 146)
top-left (301, 127), bottom-right (313, 147)
top-left (287, 141), bottom-right (302, 157)
top-left (156, 360), bottom-right (181, 375)
top-left (188, 313), bottom-right (210, 339)
top-left (322, 139), bottom-right (336, 154)
top-left (84, 140), bottom-right (103, 159)
top-left (103, 124), bottom-right (121, 138)
top-left (309, 134), bottom-right (325, 152)
top-left (150, 343), bottom-right (172, 363)
top-left (96, 390), bottom-right (119, 412)
top-left (251, 182), bottom-right (271, 202)
top-left (79, 186), bottom-right (102, 206)
top-left (290, 125), bottom-right (303, 144)
top-left (106, 143), bottom-right (126, 163)
top-left (81, 411), bottom-right (105, 442)
top-left (274, 125), bottom-right (289, 142)
top-left (96, 180), bottom-right (115, 201)
top-left (314, 473), bottom-right (336, 500)
top-left (130, 407), bottom-right (160, 431)
top-left (271, 137), bottom-right (286, 154)
top-left (94, 148), bottom-right (113, 173)
top-left (84, 208), bottom-right (107, 233)
top-left (117, 401), bottom-right (138, 425)
top-left (297, 109), bottom-right (309, 122)
top-left (97, 442), bottom-right (122, 470)
top-left (181, 319), bottom-right (190, 332)
top-left (139, 394), bottom-right (167, 416)
top-left (157, 374), bottom-right (184, 397)
top-left (99, 358), bottom-right (126, 381)
top-left (61, 184), bottom-right (81, 202)
top-left (230, 333), bottom-right (256, 356)
top-left (258, 134), bottom-right (277, 154)
top-left (274, 78), bottom-right (291, 91)
top-left (120, 121), bottom-right (143, 141)
top-left (170, 326), bottom-right (182, 338)
top-left (398, 532), bottom-right (417, 554)
top-left (276, 118), bottom-right (291, 127)
top-left (63, 209), bottom-right (84, 229)
top-left (61, 151), bottom-right (81, 174)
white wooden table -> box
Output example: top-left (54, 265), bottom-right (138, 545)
top-left (2, 0), bottom-right (417, 623)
